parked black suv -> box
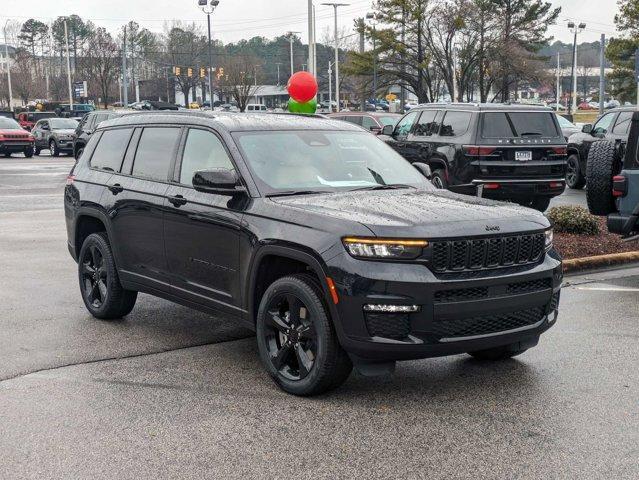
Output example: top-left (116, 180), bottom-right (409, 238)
top-left (73, 110), bottom-right (135, 158)
top-left (586, 112), bottom-right (639, 239)
top-left (382, 104), bottom-right (568, 212)
top-left (65, 112), bottom-right (562, 396)
top-left (566, 107), bottom-right (634, 189)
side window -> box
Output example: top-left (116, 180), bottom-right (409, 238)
top-left (440, 111), bottom-right (472, 137)
top-left (394, 111), bottom-right (420, 137)
top-left (362, 116), bottom-right (378, 129)
top-left (612, 111), bottom-right (633, 135)
top-left (132, 127), bottom-right (181, 181)
top-left (179, 129), bottom-right (235, 187)
top-left (593, 113), bottom-right (616, 135)
top-left (343, 116), bottom-right (363, 126)
top-left (413, 110), bottom-right (438, 137)
top-left (93, 114), bottom-right (109, 129)
top-left (90, 128), bottom-right (134, 172)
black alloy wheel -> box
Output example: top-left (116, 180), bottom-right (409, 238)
top-left (263, 292), bottom-right (317, 381)
top-left (81, 243), bottom-right (108, 310)
top-left (50, 139), bottom-right (60, 157)
top-left (431, 169), bottom-right (448, 189)
top-left (566, 155), bottom-right (585, 189)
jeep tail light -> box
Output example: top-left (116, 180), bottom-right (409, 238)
top-left (551, 146), bottom-right (567, 155)
top-left (549, 182), bottom-right (564, 188)
top-left (463, 146), bottom-right (496, 156)
top-left (612, 175), bottom-right (627, 197)
top-left (483, 183), bottom-right (500, 190)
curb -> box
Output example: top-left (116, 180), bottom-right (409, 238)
top-left (563, 251), bottom-right (639, 274)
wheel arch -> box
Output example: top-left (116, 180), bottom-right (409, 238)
top-left (74, 209), bottom-right (113, 260)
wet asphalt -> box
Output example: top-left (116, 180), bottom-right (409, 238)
top-left (0, 155), bottom-right (636, 479)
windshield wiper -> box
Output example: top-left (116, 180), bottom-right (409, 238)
top-left (348, 184), bottom-right (416, 192)
top-left (266, 190), bottom-right (329, 198)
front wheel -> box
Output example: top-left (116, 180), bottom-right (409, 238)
top-left (49, 140), bottom-right (60, 157)
top-left (78, 232), bottom-right (137, 320)
top-left (256, 274), bottom-right (352, 396)
top-left (566, 154), bottom-right (586, 189)
top-left (24, 146), bottom-right (34, 158)
top-left (431, 169), bottom-right (448, 189)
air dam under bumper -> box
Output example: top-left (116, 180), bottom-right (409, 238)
top-left (326, 251), bottom-right (562, 361)
top-left (0, 142), bottom-right (31, 153)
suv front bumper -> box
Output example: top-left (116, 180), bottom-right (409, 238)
top-left (326, 251), bottom-right (562, 361)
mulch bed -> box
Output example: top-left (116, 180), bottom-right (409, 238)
top-left (554, 217), bottom-right (638, 260)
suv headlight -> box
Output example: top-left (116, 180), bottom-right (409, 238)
top-left (343, 237), bottom-right (428, 260)
top-left (545, 228), bottom-right (554, 250)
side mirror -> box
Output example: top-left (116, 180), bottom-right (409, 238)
top-left (193, 168), bottom-right (245, 195)
top-left (381, 124), bottom-right (394, 136)
top-left (42, 125), bottom-right (50, 131)
top-left (581, 124), bottom-right (593, 134)
top-left (413, 162), bottom-right (432, 179)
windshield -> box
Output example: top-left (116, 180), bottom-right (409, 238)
top-left (234, 130), bottom-right (432, 194)
top-left (0, 118), bottom-right (21, 129)
top-left (50, 118), bottom-right (79, 129)
top-left (481, 112), bottom-right (560, 138)
top-left (378, 116), bottom-right (400, 127)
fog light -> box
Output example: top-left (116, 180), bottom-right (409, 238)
top-left (363, 304), bottom-right (420, 313)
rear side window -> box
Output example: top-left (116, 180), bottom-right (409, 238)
top-left (413, 110), bottom-right (439, 136)
top-left (90, 128), bottom-right (134, 172)
top-left (179, 129), bottom-right (235, 186)
top-left (612, 111), bottom-right (633, 135)
top-left (343, 116), bottom-right (363, 126)
top-left (132, 127), bottom-right (181, 181)
top-left (440, 111), bottom-right (472, 137)
top-left (482, 112), bottom-right (558, 138)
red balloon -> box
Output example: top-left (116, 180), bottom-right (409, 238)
top-left (287, 71), bottom-right (318, 103)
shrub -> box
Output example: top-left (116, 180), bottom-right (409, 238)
top-left (547, 205), bottom-right (600, 235)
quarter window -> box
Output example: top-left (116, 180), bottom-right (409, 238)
top-left (179, 129), bottom-right (235, 186)
top-left (440, 111), bottom-right (472, 137)
top-left (132, 127), bottom-right (181, 181)
top-left (90, 128), bottom-right (134, 172)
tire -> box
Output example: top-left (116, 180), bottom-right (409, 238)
top-left (4, 153), bottom-right (11, 158)
top-left (566, 154), bottom-right (586, 189)
top-left (34, 147), bottom-right (41, 156)
top-left (78, 232), bottom-right (137, 320)
top-left (75, 148), bottom-right (84, 160)
top-left (586, 140), bottom-right (621, 216)
top-left (431, 169), bottom-right (448, 189)
top-left (468, 343), bottom-right (530, 361)
top-left (49, 139), bottom-right (60, 157)
top-left (256, 274), bottom-right (352, 396)
top-left (23, 146), bottom-right (34, 158)
top-left (530, 196), bottom-right (551, 212)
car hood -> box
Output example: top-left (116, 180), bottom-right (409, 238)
top-left (0, 128), bottom-right (29, 135)
top-left (273, 189), bottom-right (549, 238)
top-left (53, 129), bottom-right (76, 136)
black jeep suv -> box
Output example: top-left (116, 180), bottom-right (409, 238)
top-left (65, 112), bottom-right (562, 396)
top-left (382, 104), bottom-right (568, 212)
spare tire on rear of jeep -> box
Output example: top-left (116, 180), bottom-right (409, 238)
top-left (586, 140), bottom-right (622, 216)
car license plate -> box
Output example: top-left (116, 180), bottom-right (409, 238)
top-left (515, 151), bottom-right (533, 161)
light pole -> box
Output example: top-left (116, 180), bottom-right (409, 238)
top-left (286, 31), bottom-right (300, 76)
top-left (3, 21), bottom-right (14, 112)
top-left (198, 0), bottom-right (220, 106)
top-left (64, 19), bottom-right (74, 109)
top-left (568, 21), bottom-right (586, 115)
top-left (328, 61), bottom-right (333, 112)
top-left (366, 12), bottom-right (378, 107)
top-left (322, 3), bottom-right (349, 113)
top-left (276, 63), bottom-right (282, 86)
top-left (308, 0), bottom-right (315, 77)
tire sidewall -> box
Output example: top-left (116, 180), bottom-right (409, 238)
top-left (431, 169), bottom-right (448, 189)
top-left (78, 233), bottom-right (116, 318)
top-left (256, 277), bottom-right (331, 395)
top-left (566, 154), bottom-right (583, 189)
top-left (50, 140), bottom-right (59, 156)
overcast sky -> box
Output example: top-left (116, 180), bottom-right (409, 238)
top-left (3, 0), bottom-right (619, 45)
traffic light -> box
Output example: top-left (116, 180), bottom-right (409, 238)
top-left (216, 67), bottom-right (224, 80)
top-left (199, 67), bottom-right (206, 78)
top-left (174, 66), bottom-right (181, 76)
top-left (187, 68), bottom-right (193, 78)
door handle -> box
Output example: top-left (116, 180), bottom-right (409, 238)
top-left (108, 183), bottom-right (124, 195)
top-left (168, 195), bottom-right (187, 207)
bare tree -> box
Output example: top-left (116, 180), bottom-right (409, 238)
top-left (78, 28), bottom-right (120, 107)
top-left (164, 23), bottom-right (206, 106)
top-left (219, 55), bottom-right (262, 111)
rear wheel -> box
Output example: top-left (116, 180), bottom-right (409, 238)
top-left (78, 232), bottom-right (137, 320)
top-left (566, 154), bottom-right (586, 189)
top-left (3, 153), bottom-right (11, 158)
top-left (586, 140), bottom-right (621, 216)
top-left (34, 146), bottom-right (41, 156)
top-left (24, 146), bottom-right (34, 158)
top-left (49, 140), bottom-right (60, 157)
top-left (75, 147), bottom-right (84, 160)
top-left (431, 169), bottom-right (448, 189)
top-left (256, 274), bottom-right (352, 396)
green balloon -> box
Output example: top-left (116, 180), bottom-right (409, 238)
top-left (288, 98), bottom-right (317, 114)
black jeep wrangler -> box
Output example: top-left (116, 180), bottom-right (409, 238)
top-left (586, 111), bottom-right (639, 240)
top-left (65, 112), bottom-right (562, 396)
top-left (382, 104), bottom-right (567, 212)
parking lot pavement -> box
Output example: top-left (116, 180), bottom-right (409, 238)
top-left (1, 156), bottom-right (637, 479)
top-left (549, 187), bottom-right (587, 209)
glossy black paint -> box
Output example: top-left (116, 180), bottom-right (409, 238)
top-left (65, 112), bottom-right (562, 362)
top-left (383, 104), bottom-right (568, 202)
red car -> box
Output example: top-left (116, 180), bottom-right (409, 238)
top-left (0, 117), bottom-right (35, 157)
top-left (17, 111), bottom-right (57, 131)
top-left (577, 102), bottom-right (596, 111)
top-left (328, 112), bottom-right (401, 134)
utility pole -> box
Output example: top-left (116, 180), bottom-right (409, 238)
top-left (199, 0), bottom-right (220, 106)
top-left (568, 21), bottom-right (586, 115)
top-left (599, 34), bottom-right (605, 114)
top-left (308, 0), bottom-right (315, 77)
top-left (276, 63), bottom-right (282, 86)
top-left (64, 19), bottom-right (74, 109)
top-left (322, 3), bottom-right (349, 113)
top-left (286, 31), bottom-right (300, 76)
top-left (358, 20), bottom-right (365, 112)
top-left (556, 52), bottom-right (560, 112)
top-left (121, 24), bottom-right (128, 106)
top-left (366, 13), bottom-right (378, 106)
top-left (3, 21), bottom-right (14, 112)
top-left (328, 61), bottom-right (333, 111)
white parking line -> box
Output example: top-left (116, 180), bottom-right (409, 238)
top-left (575, 286), bottom-right (639, 292)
